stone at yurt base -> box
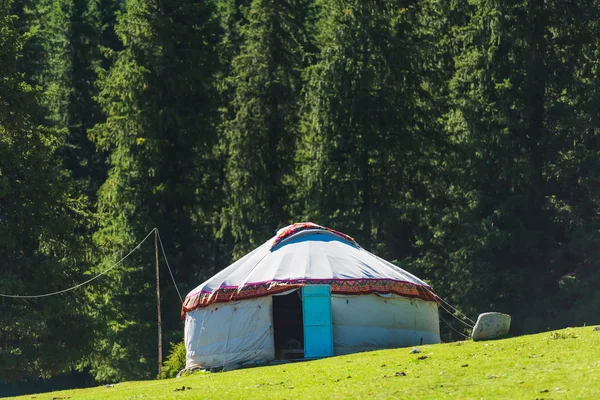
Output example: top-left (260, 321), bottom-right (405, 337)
top-left (471, 312), bottom-right (511, 341)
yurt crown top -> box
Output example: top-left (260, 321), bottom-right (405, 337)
top-left (270, 222), bottom-right (357, 250)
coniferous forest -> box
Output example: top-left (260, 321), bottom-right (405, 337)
top-left (1, 0), bottom-right (600, 391)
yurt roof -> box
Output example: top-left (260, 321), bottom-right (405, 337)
top-left (182, 222), bottom-right (437, 316)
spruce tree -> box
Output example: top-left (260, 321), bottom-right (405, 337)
top-left (432, 0), bottom-right (600, 331)
top-left (222, 0), bottom-right (310, 257)
top-left (61, 0), bottom-right (119, 201)
top-left (0, 0), bottom-right (93, 382)
top-left (298, 0), bottom-right (438, 254)
top-left (89, 0), bottom-right (221, 381)
top-left (12, 0), bottom-right (117, 207)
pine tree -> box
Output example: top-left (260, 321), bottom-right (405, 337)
top-left (432, 0), bottom-right (600, 331)
top-left (0, 0), bottom-right (93, 381)
top-left (12, 0), bottom-right (117, 207)
top-left (88, 0), bottom-right (221, 381)
top-left (298, 0), bottom-right (438, 254)
top-left (61, 0), bottom-right (120, 201)
top-left (15, 0), bottom-right (72, 128)
top-left (222, 0), bottom-right (310, 257)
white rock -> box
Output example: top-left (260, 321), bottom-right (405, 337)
top-left (410, 348), bottom-right (421, 354)
top-left (471, 312), bottom-right (511, 341)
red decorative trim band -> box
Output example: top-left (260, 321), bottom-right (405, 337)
top-left (181, 278), bottom-right (437, 318)
top-left (271, 222), bottom-right (356, 250)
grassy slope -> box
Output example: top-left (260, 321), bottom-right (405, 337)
top-left (11, 327), bottom-right (600, 400)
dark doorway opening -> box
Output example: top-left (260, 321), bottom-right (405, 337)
top-left (273, 291), bottom-right (304, 359)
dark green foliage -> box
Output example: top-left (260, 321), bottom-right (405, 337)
top-left (422, 0), bottom-right (600, 332)
top-left (222, 0), bottom-right (310, 257)
top-left (14, 0), bottom-right (110, 201)
top-left (60, 0), bottom-right (119, 201)
top-left (88, 0), bottom-right (221, 382)
top-left (297, 0), bottom-right (441, 256)
top-left (3, 0), bottom-right (600, 390)
top-left (0, 0), bottom-right (93, 382)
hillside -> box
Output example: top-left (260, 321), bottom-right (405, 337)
top-left (4, 0), bottom-right (600, 385)
top-left (9, 327), bottom-right (600, 400)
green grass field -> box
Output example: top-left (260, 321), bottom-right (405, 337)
top-left (11, 327), bottom-right (600, 400)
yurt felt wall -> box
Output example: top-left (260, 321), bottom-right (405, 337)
top-left (184, 297), bottom-right (274, 370)
top-left (185, 292), bottom-right (440, 370)
top-left (331, 294), bottom-right (440, 355)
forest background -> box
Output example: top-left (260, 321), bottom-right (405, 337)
top-left (1, 0), bottom-right (599, 393)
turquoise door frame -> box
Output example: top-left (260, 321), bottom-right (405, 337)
top-left (302, 285), bottom-right (334, 358)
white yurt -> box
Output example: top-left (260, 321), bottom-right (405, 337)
top-left (182, 222), bottom-right (440, 370)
